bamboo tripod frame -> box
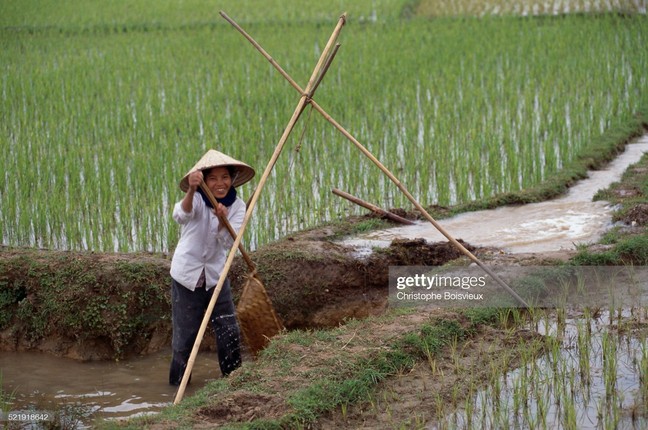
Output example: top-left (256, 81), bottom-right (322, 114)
top-left (173, 11), bottom-right (529, 405)
top-left (217, 10), bottom-right (529, 307)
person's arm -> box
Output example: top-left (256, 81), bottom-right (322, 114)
top-left (181, 170), bottom-right (203, 214)
top-left (173, 171), bottom-right (204, 225)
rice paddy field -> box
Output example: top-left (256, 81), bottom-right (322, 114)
top-left (1, 0), bottom-right (648, 252)
top-left (440, 308), bottom-right (648, 429)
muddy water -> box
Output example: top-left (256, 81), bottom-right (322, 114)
top-left (343, 135), bottom-right (648, 254)
top-left (0, 350), bottom-right (222, 426)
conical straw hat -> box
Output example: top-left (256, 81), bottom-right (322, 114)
top-left (179, 150), bottom-right (255, 191)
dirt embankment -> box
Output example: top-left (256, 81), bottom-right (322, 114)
top-left (0, 215), bottom-right (473, 361)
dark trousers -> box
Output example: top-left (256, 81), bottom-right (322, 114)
top-left (169, 277), bottom-right (242, 386)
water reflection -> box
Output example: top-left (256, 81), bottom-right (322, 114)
top-left (0, 350), bottom-right (222, 424)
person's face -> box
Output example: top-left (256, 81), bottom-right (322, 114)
top-left (204, 167), bottom-right (232, 199)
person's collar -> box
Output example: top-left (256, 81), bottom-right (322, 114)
top-left (197, 186), bottom-right (237, 208)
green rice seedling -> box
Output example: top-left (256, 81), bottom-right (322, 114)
top-left (434, 394), bottom-right (445, 426)
top-left (597, 395), bottom-right (621, 429)
top-left (602, 330), bottom-right (619, 403)
top-left (576, 319), bottom-right (592, 389)
top-left (449, 337), bottom-right (462, 374)
top-left (497, 308), bottom-right (512, 330)
top-left (489, 364), bottom-right (502, 411)
top-left (562, 384), bottom-right (578, 429)
top-left (535, 385), bottom-right (548, 428)
top-left (640, 340), bottom-right (648, 401)
top-left (512, 373), bottom-right (528, 424)
top-left (426, 353), bottom-right (443, 377)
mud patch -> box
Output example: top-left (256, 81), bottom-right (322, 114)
top-left (618, 203), bottom-right (648, 226)
top-left (196, 391), bottom-right (290, 425)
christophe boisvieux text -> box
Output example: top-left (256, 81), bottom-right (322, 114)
top-left (395, 274), bottom-right (486, 290)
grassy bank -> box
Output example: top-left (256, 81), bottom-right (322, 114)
top-left (572, 145), bottom-right (648, 265)
top-left (102, 308), bottom-right (532, 429)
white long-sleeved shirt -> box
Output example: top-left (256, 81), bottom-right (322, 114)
top-left (170, 193), bottom-right (246, 291)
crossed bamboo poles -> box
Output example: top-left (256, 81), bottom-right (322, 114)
top-left (174, 11), bottom-right (528, 405)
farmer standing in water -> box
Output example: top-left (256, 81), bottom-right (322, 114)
top-left (169, 150), bottom-right (255, 385)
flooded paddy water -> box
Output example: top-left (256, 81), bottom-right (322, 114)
top-left (436, 309), bottom-right (648, 429)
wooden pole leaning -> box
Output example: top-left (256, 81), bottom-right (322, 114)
top-left (220, 12), bottom-right (530, 309)
top-left (332, 188), bottom-right (415, 225)
top-left (173, 14), bottom-right (346, 405)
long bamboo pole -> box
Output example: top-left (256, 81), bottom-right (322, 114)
top-left (220, 12), bottom-right (529, 308)
top-left (173, 13), bottom-right (347, 405)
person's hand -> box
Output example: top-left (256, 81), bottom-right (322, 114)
top-left (187, 170), bottom-right (203, 192)
top-left (214, 203), bottom-right (228, 220)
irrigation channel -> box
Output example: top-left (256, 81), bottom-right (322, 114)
top-left (343, 135), bottom-right (648, 256)
top-left (1, 135), bottom-right (648, 428)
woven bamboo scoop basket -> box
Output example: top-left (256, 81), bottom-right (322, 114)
top-left (237, 269), bottom-right (284, 355)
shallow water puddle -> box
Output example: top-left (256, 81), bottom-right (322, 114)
top-left (435, 310), bottom-right (648, 429)
top-left (343, 136), bottom-right (648, 254)
top-left (0, 350), bottom-right (222, 426)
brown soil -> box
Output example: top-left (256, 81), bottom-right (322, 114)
top-left (617, 202), bottom-right (648, 226)
top-left (196, 391), bottom-right (290, 424)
